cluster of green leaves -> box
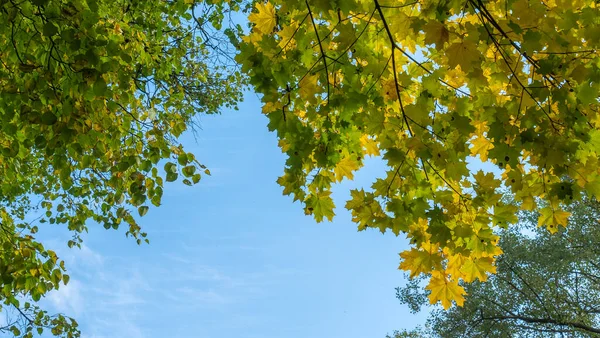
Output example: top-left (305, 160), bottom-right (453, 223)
top-left (0, 0), bottom-right (244, 336)
top-left (0, 210), bottom-right (77, 338)
top-left (235, 0), bottom-right (600, 308)
top-left (395, 198), bottom-right (600, 337)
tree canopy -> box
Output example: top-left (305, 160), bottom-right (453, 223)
top-left (1, 0), bottom-right (600, 336)
top-left (394, 198), bottom-right (600, 337)
top-left (0, 0), bottom-right (243, 336)
top-left (236, 0), bottom-right (600, 308)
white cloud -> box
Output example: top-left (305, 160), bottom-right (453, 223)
top-left (43, 244), bottom-right (150, 337)
top-left (78, 244), bottom-right (104, 266)
top-left (47, 279), bottom-right (84, 316)
top-left (89, 268), bottom-right (152, 307)
top-left (44, 242), bottom-right (104, 272)
top-left (42, 231), bottom-right (305, 338)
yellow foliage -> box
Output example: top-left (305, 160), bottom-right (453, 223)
top-left (249, 2), bottom-right (277, 35)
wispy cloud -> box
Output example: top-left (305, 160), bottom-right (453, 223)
top-left (46, 279), bottom-right (84, 316)
top-left (164, 287), bottom-right (232, 307)
top-left (43, 229), bottom-right (305, 338)
top-left (44, 245), bottom-right (150, 337)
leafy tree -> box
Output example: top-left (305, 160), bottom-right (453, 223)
top-left (235, 0), bottom-right (600, 307)
top-left (0, 0), bottom-right (243, 336)
top-left (394, 198), bottom-right (600, 337)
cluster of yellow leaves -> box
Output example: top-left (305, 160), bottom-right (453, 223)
top-left (426, 272), bottom-right (466, 309)
top-left (236, 0), bottom-right (600, 309)
top-left (248, 2), bottom-right (276, 34)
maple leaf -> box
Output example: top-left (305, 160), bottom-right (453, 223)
top-left (493, 203), bottom-right (519, 227)
top-left (249, 2), bottom-right (277, 35)
top-left (334, 157), bottom-right (360, 182)
top-left (426, 272), bottom-right (466, 309)
top-left (444, 67), bottom-right (466, 88)
top-left (473, 170), bottom-right (501, 191)
top-left (446, 253), bottom-right (466, 279)
top-left (586, 176), bottom-right (600, 201)
top-left (381, 78), bottom-right (399, 101)
top-left (467, 227), bottom-right (502, 257)
top-left (520, 195), bottom-right (537, 211)
top-left (423, 21), bottom-right (450, 50)
top-left (360, 135), bottom-right (380, 157)
top-left (399, 243), bottom-right (442, 278)
top-left (537, 206), bottom-right (570, 234)
top-left (299, 74), bottom-right (319, 104)
top-left (306, 191), bottom-right (335, 222)
top-left (277, 20), bottom-right (299, 51)
top-left (389, 12), bottom-right (413, 38)
top-left (241, 31), bottom-right (263, 45)
top-left (470, 136), bottom-right (494, 162)
top-left (446, 40), bottom-right (480, 70)
top-left (460, 257), bottom-right (496, 282)
top-left (277, 172), bottom-right (305, 201)
top-left (345, 188), bottom-right (367, 210)
top-left (407, 218), bottom-right (432, 245)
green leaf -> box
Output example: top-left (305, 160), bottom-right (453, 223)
top-left (138, 206), bottom-right (149, 217)
top-left (40, 112), bottom-right (57, 125)
top-left (182, 165), bottom-right (196, 177)
top-left (166, 172), bottom-right (178, 182)
top-left (164, 162), bottom-right (177, 173)
top-left (192, 174), bottom-right (201, 184)
top-left (93, 78), bottom-right (108, 96)
top-left (43, 22), bottom-right (58, 36)
top-left (306, 191), bottom-right (335, 222)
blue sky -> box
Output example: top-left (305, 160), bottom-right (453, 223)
top-left (37, 92), bottom-right (428, 338)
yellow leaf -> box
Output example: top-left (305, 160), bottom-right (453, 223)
top-left (360, 135), bottom-right (380, 156)
top-left (249, 2), bottom-right (277, 35)
top-left (334, 157), bottom-right (360, 182)
top-left (444, 67), bottom-right (466, 89)
top-left (399, 244), bottom-right (442, 278)
top-left (389, 12), bottom-right (413, 38)
top-left (446, 253), bottom-right (466, 279)
top-left (473, 170), bottom-right (501, 190)
top-left (278, 20), bottom-right (299, 51)
top-left (521, 195), bottom-right (536, 210)
top-left (537, 206), bottom-right (570, 233)
top-left (470, 136), bottom-right (494, 161)
top-left (460, 257), bottom-right (495, 282)
top-left (299, 74), bottom-right (319, 103)
top-left (381, 78), bottom-right (399, 101)
top-left (241, 31), bottom-right (264, 45)
top-left (472, 120), bottom-right (489, 135)
top-left (426, 272), bottom-right (466, 309)
top-left (261, 101), bottom-right (281, 113)
top-left (407, 218), bottom-right (431, 244)
top-left (278, 139), bottom-right (290, 152)
top-left (584, 175), bottom-right (600, 200)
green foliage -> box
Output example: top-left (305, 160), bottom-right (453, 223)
top-left (235, 0), bottom-right (600, 307)
top-left (0, 0), bottom-right (244, 336)
top-left (396, 198), bottom-right (600, 337)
